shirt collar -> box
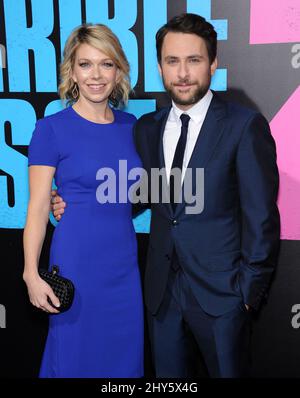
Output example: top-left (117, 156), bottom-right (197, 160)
top-left (170, 89), bottom-right (213, 124)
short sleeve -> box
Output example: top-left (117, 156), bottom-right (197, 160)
top-left (28, 118), bottom-right (59, 167)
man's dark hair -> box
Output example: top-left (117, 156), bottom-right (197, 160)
top-left (156, 13), bottom-right (217, 65)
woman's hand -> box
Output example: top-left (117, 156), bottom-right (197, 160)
top-left (23, 273), bottom-right (61, 314)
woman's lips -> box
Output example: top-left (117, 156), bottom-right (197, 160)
top-left (87, 84), bottom-right (106, 91)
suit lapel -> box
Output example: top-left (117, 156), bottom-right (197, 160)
top-left (174, 95), bottom-right (228, 217)
top-left (156, 109), bottom-right (170, 171)
top-left (150, 107), bottom-right (173, 216)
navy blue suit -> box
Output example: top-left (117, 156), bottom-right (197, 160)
top-left (134, 93), bottom-right (280, 377)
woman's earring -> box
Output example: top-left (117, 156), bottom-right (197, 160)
top-left (111, 85), bottom-right (118, 100)
top-left (72, 83), bottom-right (79, 99)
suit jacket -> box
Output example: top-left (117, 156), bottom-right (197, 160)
top-left (133, 93), bottom-right (280, 316)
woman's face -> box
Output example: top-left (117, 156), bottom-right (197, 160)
top-left (72, 43), bottom-right (120, 105)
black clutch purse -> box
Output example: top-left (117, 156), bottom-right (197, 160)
top-left (38, 266), bottom-right (75, 313)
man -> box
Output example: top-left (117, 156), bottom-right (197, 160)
top-left (52, 14), bottom-right (280, 377)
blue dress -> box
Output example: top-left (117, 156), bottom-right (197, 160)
top-left (28, 106), bottom-right (144, 378)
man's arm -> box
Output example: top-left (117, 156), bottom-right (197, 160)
top-left (236, 113), bottom-right (280, 311)
top-left (132, 119), bottom-right (151, 217)
top-left (51, 190), bottom-right (66, 221)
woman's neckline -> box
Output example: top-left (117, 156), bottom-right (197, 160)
top-left (70, 105), bottom-right (117, 126)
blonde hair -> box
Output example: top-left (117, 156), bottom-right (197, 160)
top-left (59, 24), bottom-right (131, 108)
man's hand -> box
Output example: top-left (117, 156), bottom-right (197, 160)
top-left (51, 190), bottom-right (66, 221)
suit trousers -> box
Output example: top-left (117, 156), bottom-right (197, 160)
top-left (147, 251), bottom-right (252, 378)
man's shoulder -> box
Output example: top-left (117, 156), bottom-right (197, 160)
top-left (214, 93), bottom-right (261, 121)
top-left (211, 94), bottom-right (270, 141)
top-left (227, 101), bottom-right (259, 119)
top-left (213, 96), bottom-right (272, 147)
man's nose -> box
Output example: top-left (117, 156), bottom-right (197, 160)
top-left (177, 61), bottom-right (189, 80)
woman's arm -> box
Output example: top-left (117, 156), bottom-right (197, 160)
top-left (23, 166), bottom-right (61, 313)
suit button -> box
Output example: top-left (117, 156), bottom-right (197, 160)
top-left (165, 254), bottom-right (171, 261)
top-left (172, 219), bottom-right (179, 226)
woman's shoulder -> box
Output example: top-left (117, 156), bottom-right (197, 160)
top-left (37, 106), bottom-right (73, 125)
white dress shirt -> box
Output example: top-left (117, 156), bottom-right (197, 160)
top-left (163, 89), bottom-right (213, 184)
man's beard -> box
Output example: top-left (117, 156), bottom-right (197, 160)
top-left (163, 78), bottom-right (211, 107)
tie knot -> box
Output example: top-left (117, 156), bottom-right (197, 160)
top-left (180, 113), bottom-right (190, 127)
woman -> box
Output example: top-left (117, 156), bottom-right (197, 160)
top-left (23, 24), bottom-right (144, 378)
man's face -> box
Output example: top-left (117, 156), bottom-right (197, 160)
top-left (158, 32), bottom-right (217, 110)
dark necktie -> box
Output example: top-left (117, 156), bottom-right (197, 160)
top-left (169, 113), bottom-right (190, 210)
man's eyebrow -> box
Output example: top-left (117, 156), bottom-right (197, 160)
top-left (187, 54), bottom-right (204, 59)
top-left (164, 54), bottom-right (205, 60)
top-left (164, 55), bottom-right (179, 60)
